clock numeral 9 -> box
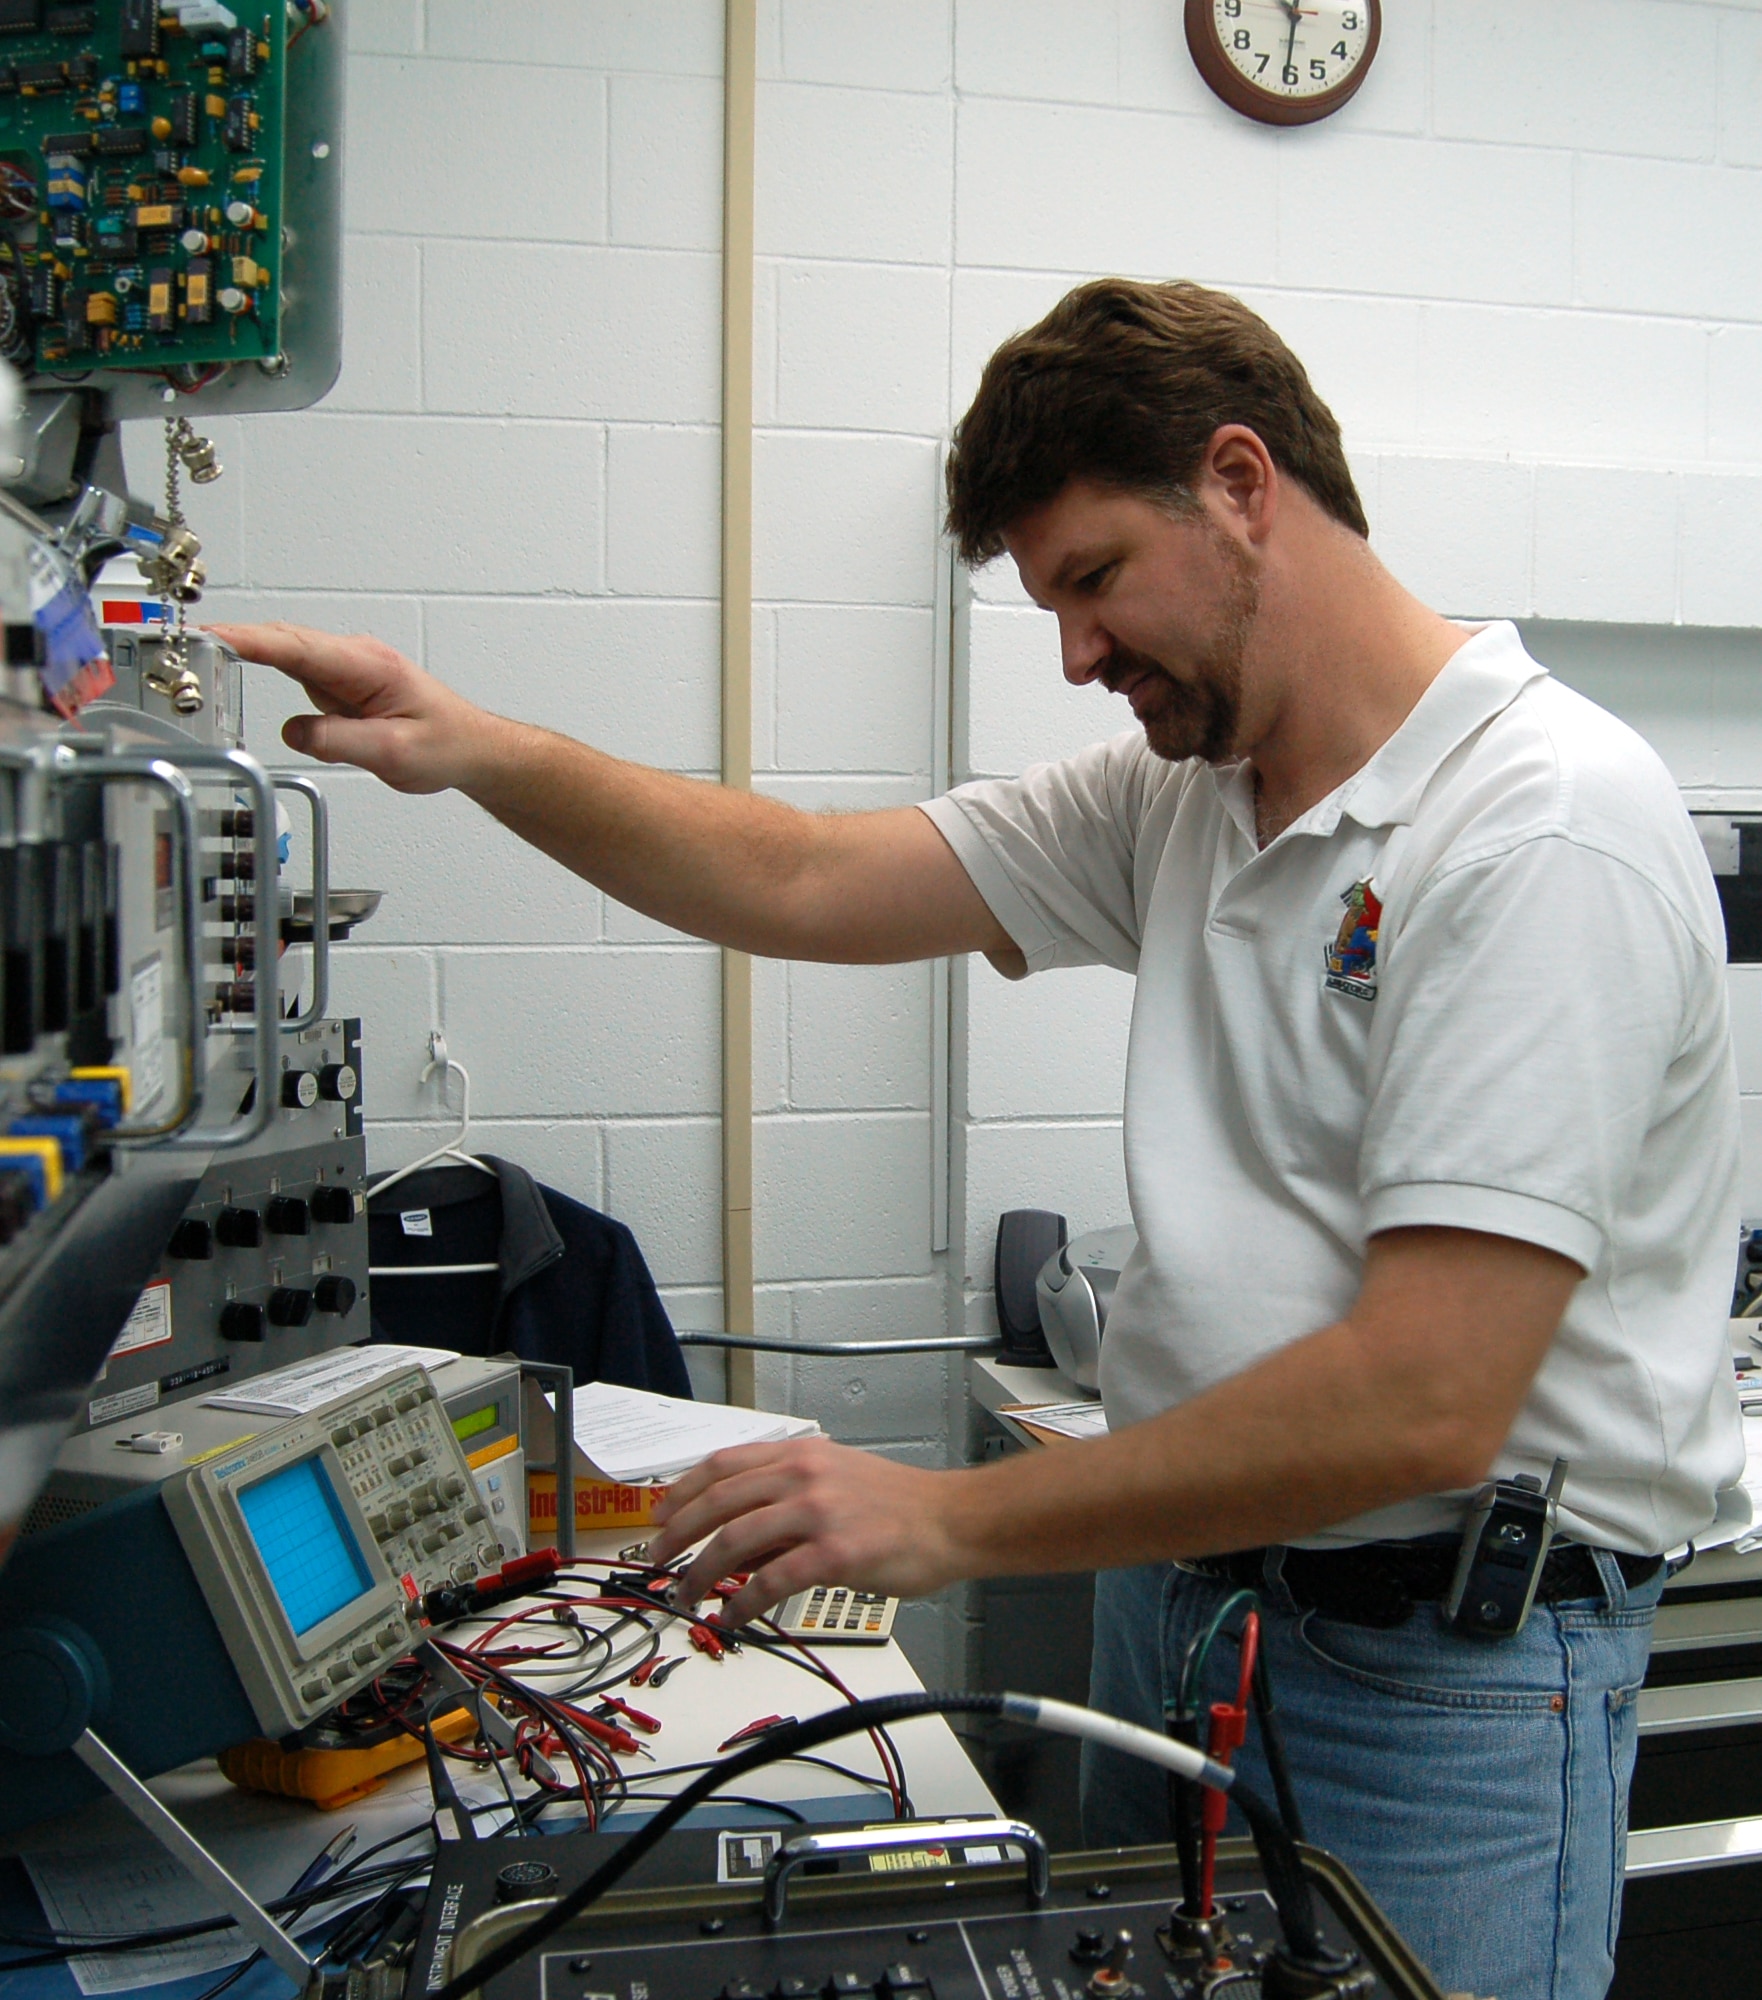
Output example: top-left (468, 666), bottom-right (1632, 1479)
top-left (1222, 0), bottom-right (1242, 13)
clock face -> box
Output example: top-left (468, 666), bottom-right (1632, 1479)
top-left (1186, 0), bottom-right (1381, 126)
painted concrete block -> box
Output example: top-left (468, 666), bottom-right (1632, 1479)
top-left (1280, 132), bottom-right (1573, 307)
top-left (610, 73), bottom-right (725, 251)
top-left (1374, 455), bottom-right (1533, 618)
top-left (426, 0), bottom-right (724, 74)
top-left (754, 432), bottom-right (941, 606)
top-left (1433, 0), bottom-right (1715, 160)
top-left (423, 243), bottom-right (721, 423)
top-left (1532, 466), bottom-right (1679, 626)
top-left (1577, 155), bottom-right (1762, 322)
top-left (240, 417), bottom-right (605, 595)
top-left (775, 261), bottom-right (951, 436)
top-left (780, 0), bottom-right (952, 93)
top-left (321, 235), bottom-right (421, 415)
top-left (441, 948), bottom-right (720, 1117)
top-left (956, 97), bottom-right (1278, 283)
top-left (755, 1113), bottom-right (933, 1279)
top-left (424, 596), bottom-right (721, 772)
top-left (789, 960), bottom-right (933, 1111)
top-left (966, 961), bottom-right (1133, 1121)
top-left (774, 604), bottom-right (935, 774)
top-left (345, 57), bottom-right (608, 240)
top-left (607, 426), bottom-right (723, 598)
top-left (1418, 306), bottom-right (1706, 465)
top-left (1681, 473), bottom-right (1762, 628)
top-left (756, 81), bottom-right (953, 264)
top-left (604, 1118), bottom-right (724, 1286)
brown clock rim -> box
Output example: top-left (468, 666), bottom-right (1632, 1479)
top-left (1183, 0), bottom-right (1382, 128)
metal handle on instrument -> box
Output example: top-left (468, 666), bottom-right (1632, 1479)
top-left (161, 746), bottom-right (277, 1150)
top-left (272, 773), bottom-right (329, 1031)
top-left (762, 1817), bottom-right (1049, 1928)
top-left (69, 754), bottom-right (204, 1144)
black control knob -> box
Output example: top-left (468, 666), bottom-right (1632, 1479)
top-left (214, 1205), bottom-right (262, 1248)
top-left (264, 1196), bottom-right (310, 1236)
top-left (219, 1302), bottom-right (265, 1342)
top-left (309, 1185), bottom-right (356, 1226)
top-left (167, 1218), bottom-right (214, 1260)
top-left (280, 1070), bottom-right (318, 1109)
top-left (313, 1275), bottom-right (357, 1318)
top-left (316, 1063), bottom-right (358, 1103)
top-left (266, 1286), bottom-right (314, 1328)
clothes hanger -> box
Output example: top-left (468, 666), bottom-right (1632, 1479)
top-left (369, 1033), bottom-right (500, 1278)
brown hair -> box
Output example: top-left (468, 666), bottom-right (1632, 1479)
top-left (945, 278), bottom-right (1368, 563)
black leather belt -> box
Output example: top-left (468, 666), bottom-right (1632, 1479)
top-left (1179, 1541), bottom-right (1663, 1630)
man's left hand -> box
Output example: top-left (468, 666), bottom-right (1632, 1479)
top-left (646, 1435), bottom-right (963, 1626)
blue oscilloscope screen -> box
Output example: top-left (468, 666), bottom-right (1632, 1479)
top-left (236, 1455), bottom-right (375, 1636)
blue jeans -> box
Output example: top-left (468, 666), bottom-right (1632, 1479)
top-left (1082, 1549), bottom-right (1663, 2000)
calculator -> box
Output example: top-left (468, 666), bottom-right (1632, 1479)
top-left (773, 1585), bottom-right (898, 1642)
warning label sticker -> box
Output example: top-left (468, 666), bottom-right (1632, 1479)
top-left (112, 1280), bottom-right (174, 1358)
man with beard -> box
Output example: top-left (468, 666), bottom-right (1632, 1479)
top-left (213, 279), bottom-right (1741, 2000)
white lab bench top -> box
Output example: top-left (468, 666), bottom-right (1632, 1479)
top-left (0, 1528), bottom-right (997, 1955)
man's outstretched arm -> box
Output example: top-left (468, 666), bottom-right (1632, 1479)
top-left (208, 622), bottom-right (1013, 967)
top-left (647, 1225), bottom-right (1583, 1623)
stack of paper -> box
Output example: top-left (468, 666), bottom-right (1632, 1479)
top-left (203, 1343), bottom-right (461, 1418)
top-left (1002, 1399), bottom-right (1110, 1446)
top-left (564, 1380), bottom-right (820, 1484)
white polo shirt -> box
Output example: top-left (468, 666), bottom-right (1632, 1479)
top-left (921, 622), bottom-right (1745, 1553)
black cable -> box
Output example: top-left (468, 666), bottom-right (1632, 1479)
top-left (1162, 1711), bottom-right (1205, 1917)
top-left (472, 1686), bottom-right (528, 1835)
top-left (1250, 1646), bottom-right (1307, 1845)
top-left (424, 1691), bottom-right (1323, 2000)
top-left (423, 1713), bottom-right (478, 1842)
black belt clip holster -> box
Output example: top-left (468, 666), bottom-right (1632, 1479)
top-left (1443, 1457), bottom-right (1568, 1639)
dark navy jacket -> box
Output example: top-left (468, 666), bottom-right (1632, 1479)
top-left (366, 1155), bottom-right (691, 1399)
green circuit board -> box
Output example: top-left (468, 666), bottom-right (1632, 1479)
top-left (0, 0), bottom-right (292, 382)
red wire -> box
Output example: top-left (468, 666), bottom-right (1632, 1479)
top-left (1198, 1610), bottom-right (1261, 1921)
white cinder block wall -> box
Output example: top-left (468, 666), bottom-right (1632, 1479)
top-left (129, 0), bottom-right (1762, 1685)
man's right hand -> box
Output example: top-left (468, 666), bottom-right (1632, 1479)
top-left (204, 622), bottom-right (495, 796)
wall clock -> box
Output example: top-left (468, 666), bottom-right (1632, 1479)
top-left (1184, 0), bottom-right (1381, 127)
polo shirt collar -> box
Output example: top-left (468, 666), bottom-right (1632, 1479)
top-left (1208, 622), bottom-right (1547, 841)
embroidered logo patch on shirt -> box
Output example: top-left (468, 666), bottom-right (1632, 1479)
top-left (1324, 878), bottom-right (1382, 1001)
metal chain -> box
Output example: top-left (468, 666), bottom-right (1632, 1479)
top-left (149, 417), bottom-right (221, 712)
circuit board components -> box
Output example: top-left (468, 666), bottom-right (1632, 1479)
top-left (0, 1), bottom-right (319, 385)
